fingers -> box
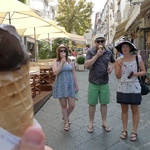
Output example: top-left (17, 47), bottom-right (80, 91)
top-left (45, 145), bottom-right (53, 150)
top-left (97, 50), bottom-right (104, 56)
top-left (118, 59), bottom-right (123, 66)
top-left (19, 126), bottom-right (45, 150)
top-left (61, 57), bottom-right (66, 64)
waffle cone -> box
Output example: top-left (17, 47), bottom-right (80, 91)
top-left (0, 63), bottom-right (33, 137)
top-left (99, 45), bottom-right (103, 50)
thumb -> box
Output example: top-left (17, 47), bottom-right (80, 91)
top-left (19, 126), bottom-right (45, 150)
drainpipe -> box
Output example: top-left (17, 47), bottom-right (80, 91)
top-left (143, 29), bottom-right (146, 50)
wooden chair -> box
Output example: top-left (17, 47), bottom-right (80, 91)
top-left (29, 66), bottom-right (41, 97)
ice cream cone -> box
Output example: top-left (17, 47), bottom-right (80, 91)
top-left (99, 45), bottom-right (103, 50)
top-left (0, 63), bottom-right (33, 137)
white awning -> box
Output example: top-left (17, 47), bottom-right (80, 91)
top-left (113, 20), bottom-right (128, 41)
top-left (125, 4), bottom-right (141, 31)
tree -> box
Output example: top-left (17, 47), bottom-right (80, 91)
top-left (38, 40), bottom-right (51, 59)
top-left (18, 0), bottom-right (26, 4)
top-left (56, 0), bottom-right (93, 35)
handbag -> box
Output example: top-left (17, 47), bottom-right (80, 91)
top-left (135, 55), bottom-right (150, 95)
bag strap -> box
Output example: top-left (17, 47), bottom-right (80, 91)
top-left (135, 55), bottom-right (139, 72)
top-left (135, 55), bottom-right (142, 82)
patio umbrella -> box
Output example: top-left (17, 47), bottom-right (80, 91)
top-left (66, 33), bottom-right (87, 44)
top-left (36, 32), bottom-right (70, 40)
top-left (18, 22), bottom-right (70, 41)
top-left (1, 0), bottom-right (36, 24)
top-left (0, 0), bottom-right (57, 30)
top-left (0, 0), bottom-right (62, 60)
top-left (0, 0), bottom-right (32, 17)
top-left (17, 21), bottom-right (64, 37)
top-left (54, 26), bottom-right (87, 44)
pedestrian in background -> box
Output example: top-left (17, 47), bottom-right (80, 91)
top-left (71, 49), bottom-right (77, 57)
top-left (84, 34), bottom-right (115, 133)
top-left (115, 41), bottom-right (146, 141)
top-left (85, 44), bottom-right (91, 54)
top-left (52, 44), bottom-right (79, 131)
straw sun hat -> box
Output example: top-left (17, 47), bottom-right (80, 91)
top-left (56, 44), bottom-right (68, 52)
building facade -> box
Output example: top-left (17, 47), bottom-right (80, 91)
top-left (27, 0), bottom-right (58, 20)
top-left (94, 0), bottom-right (150, 83)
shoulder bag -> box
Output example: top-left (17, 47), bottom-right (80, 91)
top-left (135, 55), bottom-right (150, 95)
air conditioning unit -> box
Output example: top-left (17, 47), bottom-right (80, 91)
top-left (131, 0), bottom-right (144, 4)
top-left (139, 18), bottom-right (145, 28)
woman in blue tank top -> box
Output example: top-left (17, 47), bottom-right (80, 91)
top-left (52, 44), bottom-right (79, 131)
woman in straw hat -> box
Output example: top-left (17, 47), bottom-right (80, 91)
top-left (115, 40), bottom-right (146, 141)
top-left (52, 44), bottom-right (79, 131)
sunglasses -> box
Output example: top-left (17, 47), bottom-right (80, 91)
top-left (96, 40), bottom-right (105, 43)
top-left (59, 49), bottom-right (67, 53)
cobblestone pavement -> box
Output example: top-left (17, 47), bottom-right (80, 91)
top-left (35, 70), bottom-right (150, 150)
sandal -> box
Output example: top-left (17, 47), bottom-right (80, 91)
top-left (64, 124), bottom-right (70, 131)
top-left (130, 132), bottom-right (138, 141)
top-left (87, 126), bottom-right (94, 133)
top-left (120, 131), bottom-right (128, 140)
top-left (62, 117), bottom-right (71, 124)
top-left (101, 125), bottom-right (111, 132)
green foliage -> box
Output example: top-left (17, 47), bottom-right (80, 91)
top-left (51, 38), bottom-right (69, 58)
top-left (77, 56), bottom-right (85, 64)
top-left (56, 0), bottom-right (93, 35)
top-left (18, 0), bottom-right (26, 3)
top-left (38, 40), bottom-right (51, 59)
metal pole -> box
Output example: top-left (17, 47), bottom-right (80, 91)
top-left (9, 12), bottom-right (11, 24)
top-left (34, 27), bottom-right (37, 62)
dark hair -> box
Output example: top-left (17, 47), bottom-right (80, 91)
top-left (86, 44), bottom-right (90, 48)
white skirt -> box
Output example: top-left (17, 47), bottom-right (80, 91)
top-left (117, 81), bottom-right (141, 94)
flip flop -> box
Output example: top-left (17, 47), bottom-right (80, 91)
top-left (87, 126), bottom-right (94, 133)
top-left (130, 132), bottom-right (138, 141)
top-left (120, 131), bottom-right (128, 140)
top-left (62, 117), bottom-right (71, 124)
top-left (64, 124), bottom-right (70, 131)
top-left (101, 125), bottom-right (111, 132)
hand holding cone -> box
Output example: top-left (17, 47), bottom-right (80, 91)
top-left (99, 45), bottom-right (103, 50)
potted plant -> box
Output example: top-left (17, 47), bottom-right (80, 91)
top-left (76, 56), bottom-right (85, 71)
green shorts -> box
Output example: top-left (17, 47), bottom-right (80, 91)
top-left (88, 82), bottom-right (110, 105)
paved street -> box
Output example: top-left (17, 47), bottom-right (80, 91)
top-left (35, 70), bottom-right (150, 150)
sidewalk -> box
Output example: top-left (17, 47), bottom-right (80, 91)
top-left (35, 70), bottom-right (150, 150)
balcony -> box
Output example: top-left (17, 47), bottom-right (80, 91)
top-left (114, 10), bottom-right (121, 22)
top-left (110, 24), bottom-right (115, 28)
top-left (131, 0), bottom-right (144, 5)
top-left (110, 3), bottom-right (114, 9)
top-left (97, 24), bottom-right (103, 31)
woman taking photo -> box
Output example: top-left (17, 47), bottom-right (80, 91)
top-left (115, 41), bottom-right (146, 141)
top-left (52, 44), bottom-right (79, 131)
